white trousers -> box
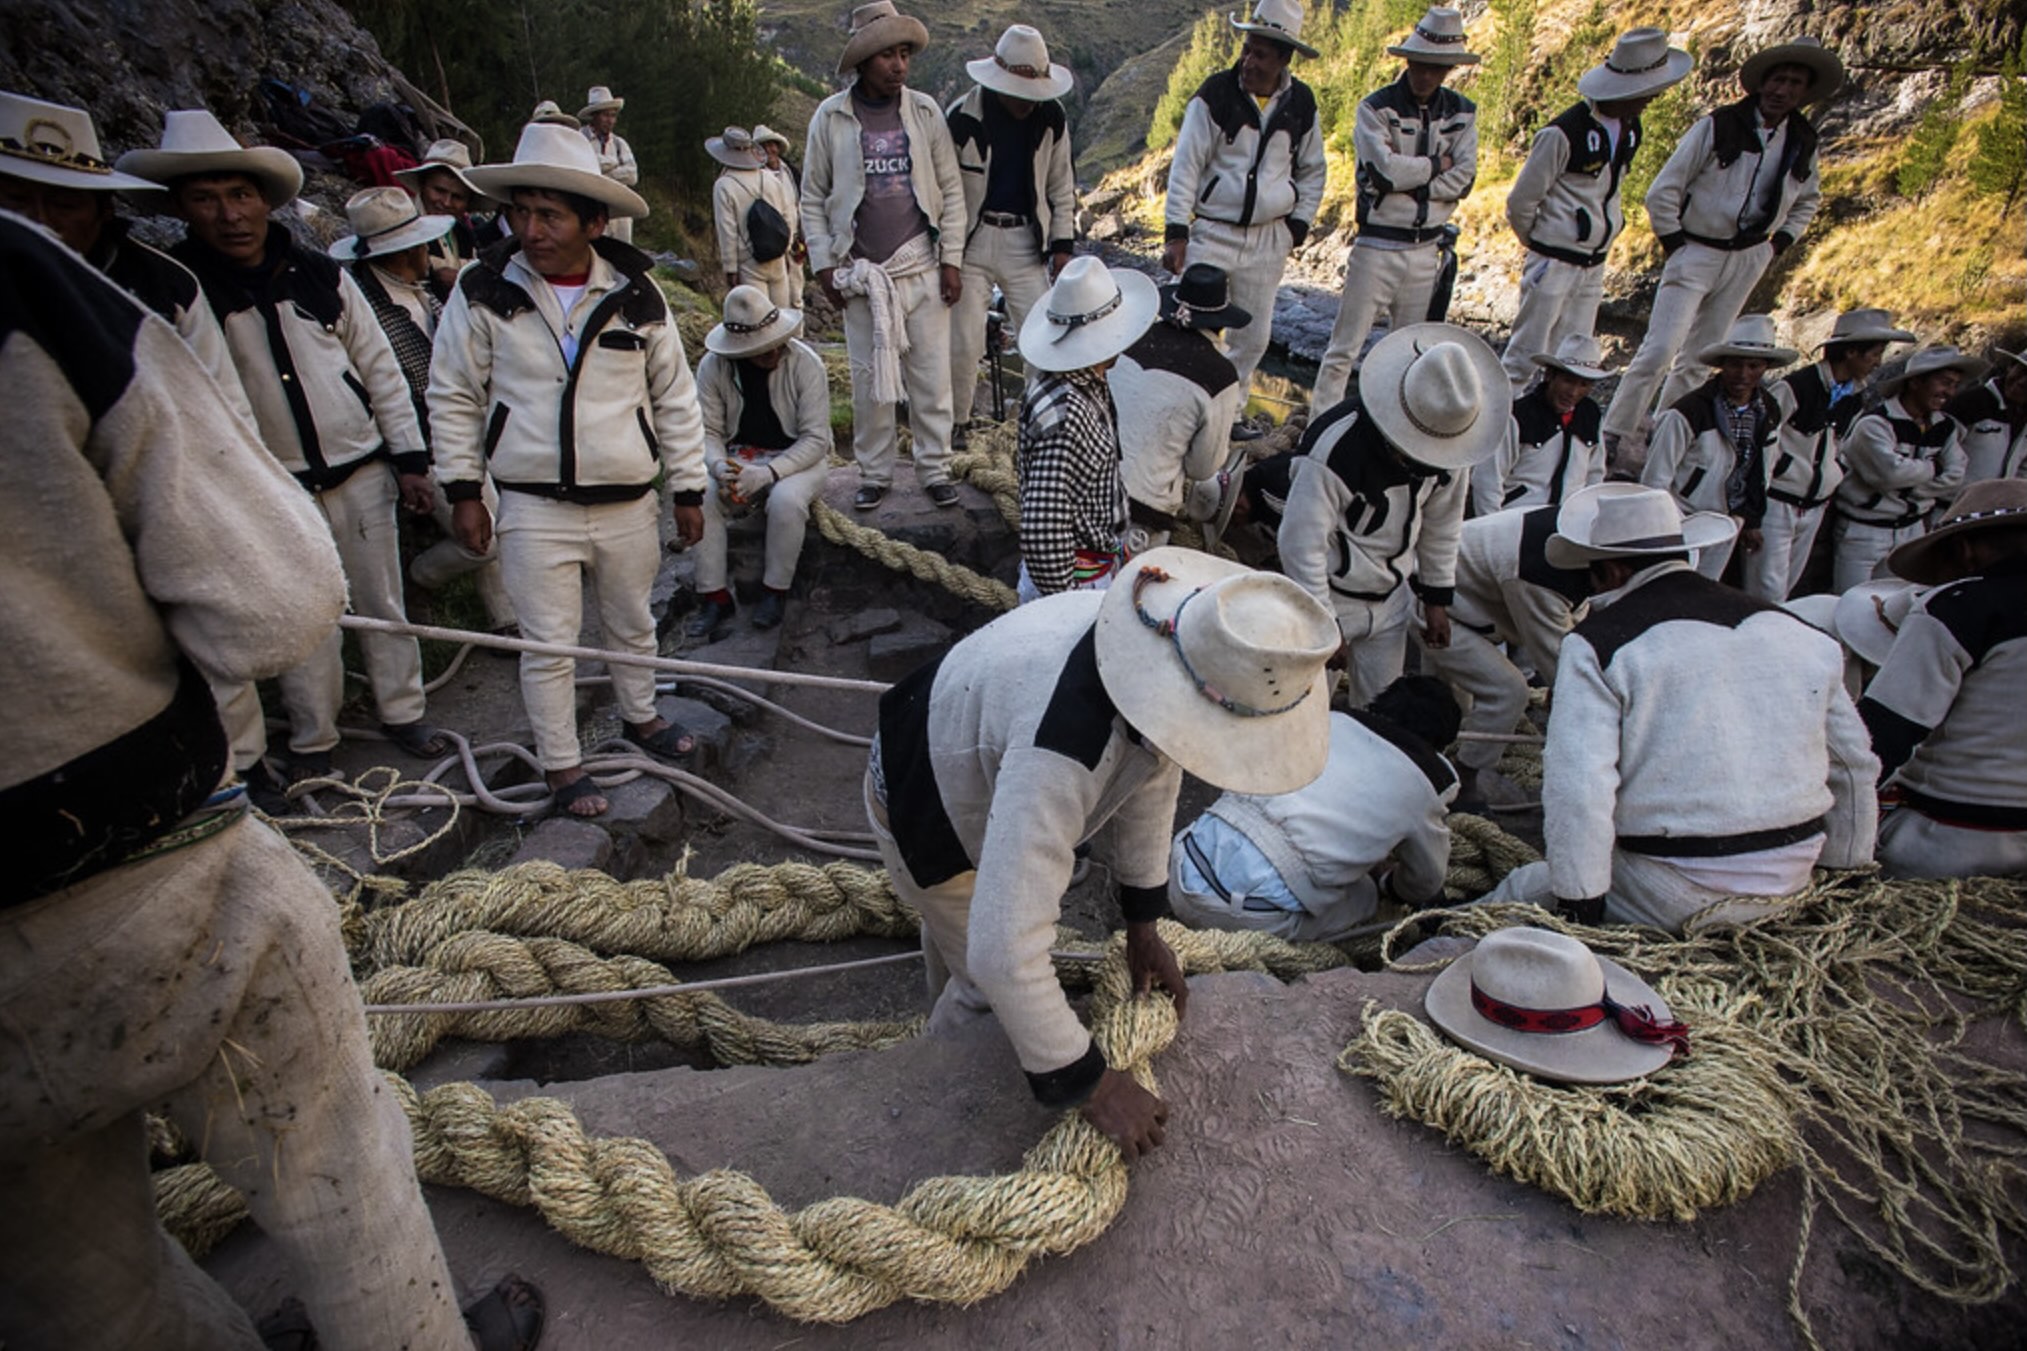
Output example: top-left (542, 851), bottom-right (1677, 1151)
top-left (1499, 254), bottom-right (1606, 390)
top-left (1833, 516), bottom-right (1922, 593)
top-left (693, 462), bottom-right (829, 594)
top-left (735, 263), bottom-right (794, 308)
top-left (1744, 497), bottom-right (1828, 602)
top-left (844, 267), bottom-right (954, 488)
top-left (278, 465), bottom-right (428, 755)
top-left (1331, 585), bottom-right (1414, 710)
top-left (496, 490), bottom-right (663, 771)
top-left (209, 675), bottom-right (269, 772)
top-left (1484, 852), bottom-right (1797, 935)
top-left (1167, 839), bottom-right (1378, 944)
top-left (1416, 624), bottom-right (1526, 771)
top-left (0, 819), bottom-right (467, 1351)
top-left (1603, 241), bottom-right (1775, 440)
top-left (949, 223), bottom-right (1051, 426)
top-left (413, 477), bottom-right (516, 628)
top-left (866, 774), bottom-right (993, 1031)
top-left (1877, 807), bottom-right (2027, 880)
top-left (1312, 241), bottom-right (1442, 412)
top-left (1185, 217), bottom-right (1290, 398)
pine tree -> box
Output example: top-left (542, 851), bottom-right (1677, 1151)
top-left (1967, 35), bottom-right (2025, 208)
top-left (1895, 57), bottom-right (1975, 199)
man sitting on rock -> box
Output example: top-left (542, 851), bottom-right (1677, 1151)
top-left (1831, 346), bottom-right (1979, 591)
top-left (867, 547), bottom-right (1340, 1159)
top-left (687, 286), bottom-right (833, 639)
top-left (1472, 333), bottom-right (1611, 517)
top-left (1169, 676), bottom-right (1460, 943)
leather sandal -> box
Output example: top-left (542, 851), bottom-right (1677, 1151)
top-left (381, 720), bottom-right (452, 758)
top-left (549, 774), bottom-right (608, 819)
top-left (464, 1273), bottom-right (545, 1351)
top-left (623, 720), bottom-right (695, 762)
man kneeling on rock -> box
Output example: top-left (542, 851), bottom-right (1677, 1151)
top-left (867, 548), bottom-right (1339, 1157)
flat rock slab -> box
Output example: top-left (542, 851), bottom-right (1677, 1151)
top-left (204, 967), bottom-right (2023, 1349)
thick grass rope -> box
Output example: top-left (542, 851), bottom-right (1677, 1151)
top-left (809, 500), bottom-right (1018, 612)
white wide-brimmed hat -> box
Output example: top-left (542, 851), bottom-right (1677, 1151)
top-left (1425, 927), bottom-right (1689, 1084)
top-left (1888, 479), bottom-right (2027, 586)
top-left (1817, 307), bottom-right (1915, 350)
top-left (1360, 322), bottom-right (1508, 470)
top-left (579, 85), bottom-right (624, 120)
top-left (1577, 28), bottom-right (1694, 102)
top-left (1018, 256), bottom-right (1160, 372)
top-left (395, 138), bottom-right (496, 203)
top-left (1229, 0), bottom-right (1320, 59)
top-left (1740, 36), bottom-right (1845, 105)
top-left (838, 2), bottom-right (931, 75)
top-left (464, 122), bottom-right (648, 220)
top-left (706, 284), bottom-right (803, 358)
top-left (0, 91), bottom-right (163, 192)
top-left (968, 25), bottom-right (1074, 101)
top-left (1831, 578), bottom-right (1921, 665)
top-left (706, 126), bottom-right (767, 170)
top-left (1544, 482), bottom-right (1739, 570)
top-left (1094, 549), bottom-right (1339, 796)
top-left (754, 124), bottom-right (790, 150)
top-left (1876, 345), bottom-right (1987, 401)
top-left (1696, 313), bottom-right (1799, 368)
top-left (115, 108), bottom-right (303, 208)
top-left (1779, 591), bottom-right (1840, 635)
top-left (1531, 332), bottom-right (1614, 382)
top-left (529, 100), bottom-right (581, 129)
top-left (326, 186), bottom-right (453, 263)
top-left (1386, 6), bottom-right (1481, 65)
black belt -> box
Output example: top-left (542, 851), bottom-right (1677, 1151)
top-left (1682, 229), bottom-right (1771, 252)
top-left (1767, 488), bottom-right (1833, 510)
top-left (1903, 790), bottom-right (2027, 832)
top-left (1837, 505), bottom-right (1927, 530)
top-left (1618, 816), bottom-right (1825, 858)
top-left (1358, 222), bottom-right (1448, 245)
top-left (1528, 241), bottom-right (1610, 268)
top-left (495, 480), bottom-right (658, 505)
top-left (294, 447), bottom-right (387, 493)
top-left (977, 211), bottom-right (1030, 227)
top-left (1128, 498), bottom-right (1179, 533)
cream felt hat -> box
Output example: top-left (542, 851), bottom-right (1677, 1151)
top-left (1093, 549), bottom-right (1339, 796)
top-left (1425, 927), bottom-right (1689, 1084)
top-left (1887, 479), bottom-right (2027, 586)
top-left (1531, 332), bottom-right (1613, 383)
top-left (395, 139), bottom-right (497, 203)
top-left (969, 25), bottom-right (1074, 102)
top-left (115, 108), bottom-right (303, 208)
top-left (529, 100), bottom-right (581, 129)
top-left (464, 122), bottom-right (648, 220)
top-left (1386, 6), bottom-right (1481, 65)
top-left (0, 91), bottom-right (163, 192)
top-left (706, 284), bottom-right (803, 358)
top-left (1359, 322), bottom-right (1508, 471)
top-left (1818, 307), bottom-right (1916, 350)
top-left (327, 186), bottom-right (453, 262)
top-left (1577, 28), bottom-right (1694, 102)
top-left (1018, 255), bottom-right (1159, 372)
top-left (754, 124), bottom-right (790, 150)
top-left (1779, 591), bottom-right (1840, 636)
top-left (706, 126), bottom-right (767, 170)
top-left (1696, 313), bottom-right (1799, 368)
top-left (1544, 482), bottom-right (1738, 570)
top-left (1740, 36), bottom-right (1845, 105)
top-left (579, 85), bottom-right (625, 119)
top-left (1230, 0), bottom-right (1320, 59)
top-left (838, 2), bottom-right (931, 75)
top-left (1876, 345), bottom-right (1988, 401)
top-left (1831, 578), bottom-right (1922, 665)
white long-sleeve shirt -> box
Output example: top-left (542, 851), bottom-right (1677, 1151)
top-left (1163, 66), bottom-right (1326, 241)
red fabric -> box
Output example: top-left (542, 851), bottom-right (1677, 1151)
top-left (545, 270), bottom-right (591, 287)
top-left (338, 143), bottom-right (420, 188)
top-left (1470, 982), bottom-right (1691, 1056)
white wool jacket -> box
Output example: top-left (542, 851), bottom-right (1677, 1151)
top-left (1504, 100), bottom-right (1645, 266)
top-left (1471, 388), bottom-right (1606, 515)
top-left (1765, 361), bottom-right (1865, 507)
top-left (1450, 505), bottom-right (1592, 687)
top-left (1278, 401), bottom-right (1468, 611)
top-left (873, 592), bottom-right (1182, 1105)
top-left (1164, 66), bottom-right (1327, 243)
top-left (1833, 397), bottom-right (1967, 528)
top-left (1351, 76), bottom-right (1477, 242)
top-left (583, 128), bottom-right (638, 186)
top-left (1946, 379), bottom-right (2027, 484)
top-left (1544, 561), bottom-right (1878, 902)
top-left (946, 86), bottom-right (1078, 256)
top-left (800, 85), bottom-right (966, 272)
top-left (91, 218), bottom-right (257, 429)
top-left (1204, 711), bottom-right (1456, 914)
top-left (1646, 98), bottom-right (1823, 250)
top-left (695, 339), bottom-right (832, 479)
top-left (1109, 322), bottom-right (1242, 523)
top-left (712, 166), bottom-right (794, 282)
top-left (429, 238), bottom-right (707, 507)
top-left (1641, 379), bottom-right (1781, 528)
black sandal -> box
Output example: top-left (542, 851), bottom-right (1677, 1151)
top-left (256, 1297), bottom-right (316, 1351)
top-left (623, 720), bottom-right (695, 762)
top-left (464, 1274), bottom-right (545, 1351)
top-left (381, 720), bottom-right (452, 757)
top-left (549, 774), bottom-right (609, 819)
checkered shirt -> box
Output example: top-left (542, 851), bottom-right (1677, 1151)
top-left (1017, 368), bottom-right (1128, 596)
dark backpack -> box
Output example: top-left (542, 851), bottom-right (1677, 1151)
top-left (746, 197), bottom-right (791, 264)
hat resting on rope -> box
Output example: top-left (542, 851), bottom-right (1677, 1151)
top-left (1544, 482), bottom-right (1738, 570)
top-left (1159, 263), bottom-right (1251, 332)
top-left (1018, 255), bottom-right (1159, 372)
top-left (1887, 479), bottom-right (2027, 586)
top-left (706, 285), bottom-right (803, 358)
top-left (838, 2), bottom-right (931, 75)
top-left (115, 108), bottom-right (303, 208)
top-left (1816, 307), bottom-right (1916, 350)
top-left (1093, 548), bottom-right (1339, 796)
top-left (1386, 6), bottom-right (1480, 65)
top-left (1695, 313), bottom-right (1798, 368)
top-left (0, 91), bottom-right (163, 192)
top-left (706, 126), bottom-right (767, 170)
top-left (327, 186), bottom-right (453, 262)
top-left (1874, 345), bottom-right (1987, 401)
top-left (1359, 322), bottom-right (1508, 471)
top-left (395, 139), bottom-right (498, 204)
top-left (578, 86), bottom-right (624, 120)
top-left (968, 25), bottom-right (1074, 101)
top-left (1740, 36), bottom-right (1845, 104)
top-left (1229, 0), bottom-right (1321, 59)
top-left (1577, 28), bottom-right (1693, 102)
top-left (464, 122), bottom-right (648, 220)
top-left (1531, 332), bottom-right (1613, 383)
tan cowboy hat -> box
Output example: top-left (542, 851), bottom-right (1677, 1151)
top-left (1696, 313), bottom-right (1799, 368)
top-left (1577, 28), bottom-right (1694, 102)
top-left (1740, 36), bottom-right (1845, 104)
top-left (464, 122), bottom-right (648, 220)
top-left (1094, 549), bottom-right (1339, 796)
top-left (1531, 332), bottom-right (1614, 383)
top-left (1360, 322), bottom-right (1508, 471)
top-left (115, 108), bottom-right (302, 208)
top-left (968, 24), bottom-right (1074, 101)
top-left (706, 285), bottom-right (803, 358)
top-left (1817, 307), bottom-right (1916, 350)
top-left (529, 100), bottom-right (581, 129)
top-left (1230, 0), bottom-right (1320, 59)
top-left (1425, 927), bottom-right (1688, 1085)
top-left (578, 85), bottom-right (624, 120)
top-left (1831, 578), bottom-right (1922, 665)
top-left (1875, 345), bottom-right (1987, 401)
top-left (0, 91), bottom-right (163, 192)
top-left (706, 126), bottom-right (766, 170)
top-left (1386, 6), bottom-right (1481, 65)
top-left (838, 2), bottom-right (930, 75)
top-left (1887, 479), bottom-right (2027, 586)
top-left (1018, 256), bottom-right (1160, 372)
top-left (753, 124), bottom-right (791, 150)
top-left (326, 186), bottom-right (453, 263)
top-left (1545, 482), bottom-right (1738, 570)
top-left (395, 138), bottom-right (497, 203)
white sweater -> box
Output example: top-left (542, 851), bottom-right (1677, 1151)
top-left (695, 339), bottom-right (832, 479)
top-left (712, 166), bottom-right (794, 282)
top-left (1833, 397), bottom-right (1967, 527)
top-left (800, 85), bottom-right (966, 272)
top-left (1109, 322), bottom-right (1242, 522)
top-left (1450, 505), bottom-right (1591, 687)
top-left (1504, 100), bottom-right (1644, 266)
top-left (1164, 66), bottom-right (1326, 240)
top-left (1351, 76), bottom-right (1477, 241)
top-left (1471, 389), bottom-right (1606, 516)
top-left (1646, 99), bottom-right (1822, 249)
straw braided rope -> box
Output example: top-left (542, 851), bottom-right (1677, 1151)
top-left (809, 499), bottom-right (1020, 611)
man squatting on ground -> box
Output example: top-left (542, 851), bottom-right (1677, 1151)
top-left (431, 121), bottom-right (708, 820)
top-left (0, 209), bottom-right (542, 1351)
top-left (1496, 28), bottom-right (1692, 389)
top-left (1162, 0), bottom-right (1325, 408)
top-left (946, 23), bottom-right (1078, 434)
top-left (687, 285), bottom-right (834, 639)
top-left (1470, 333), bottom-right (1611, 517)
top-left (1485, 486), bottom-right (1879, 933)
top-left (709, 125), bottom-right (799, 307)
top-left (866, 547), bottom-right (1341, 1158)
top-left (1169, 677), bottom-right (1461, 944)
top-left (1831, 346), bottom-right (1981, 592)
top-left (802, 1), bottom-right (967, 511)
top-left (1310, 5), bottom-right (1478, 413)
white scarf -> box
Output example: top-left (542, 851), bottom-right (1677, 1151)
top-left (833, 232), bottom-right (937, 404)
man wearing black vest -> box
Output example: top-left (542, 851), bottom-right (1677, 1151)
top-left (1831, 345), bottom-right (1979, 591)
